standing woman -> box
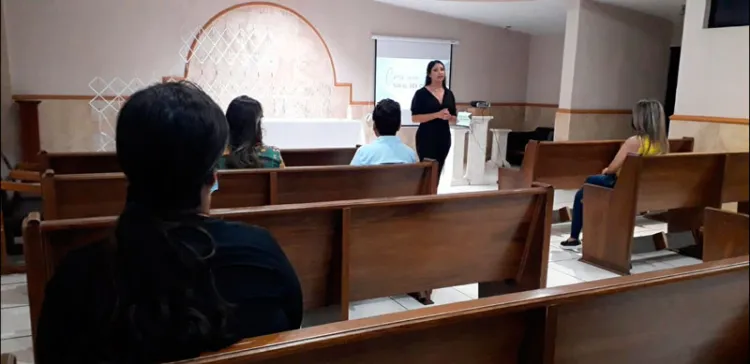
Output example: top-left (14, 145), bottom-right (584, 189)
top-left (410, 60), bottom-right (457, 178)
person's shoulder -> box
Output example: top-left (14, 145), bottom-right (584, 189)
top-left (204, 219), bottom-right (275, 243)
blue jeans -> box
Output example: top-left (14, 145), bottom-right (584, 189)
top-left (570, 174), bottom-right (617, 240)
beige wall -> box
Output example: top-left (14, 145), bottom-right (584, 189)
top-left (4, 0), bottom-right (537, 152)
top-left (524, 34), bottom-right (564, 130)
top-left (4, 0), bottom-right (530, 103)
top-left (669, 0), bottom-right (749, 152)
top-left (1, 1), bottom-right (19, 171)
top-left (556, 0), bottom-right (673, 140)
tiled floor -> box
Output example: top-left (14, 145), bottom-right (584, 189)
top-left (0, 183), bottom-right (703, 362)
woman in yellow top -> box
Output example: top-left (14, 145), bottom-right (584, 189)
top-left (561, 99), bottom-right (669, 248)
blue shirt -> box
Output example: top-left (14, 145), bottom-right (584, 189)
top-left (350, 136), bottom-right (419, 166)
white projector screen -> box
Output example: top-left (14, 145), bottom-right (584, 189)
top-left (373, 37), bottom-right (455, 126)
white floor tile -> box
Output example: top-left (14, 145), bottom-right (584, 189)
top-left (391, 295), bottom-right (425, 310)
top-left (1, 283), bottom-right (28, 309)
top-left (301, 306), bottom-right (341, 328)
top-left (430, 287), bottom-right (473, 305)
top-left (1, 274), bottom-right (26, 286)
top-left (549, 245), bottom-right (580, 262)
top-left (546, 269), bottom-right (584, 287)
top-left (656, 255), bottom-right (703, 268)
top-left (549, 260), bottom-right (620, 282)
top-left (630, 260), bottom-right (676, 274)
top-left (348, 298), bottom-right (405, 320)
top-left (1, 306), bottom-right (31, 340)
top-left (0, 336), bottom-right (34, 364)
top-left (453, 284), bottom-right (478, 299)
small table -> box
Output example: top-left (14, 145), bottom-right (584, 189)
top-left (488, 128), bottom-right (512, 168)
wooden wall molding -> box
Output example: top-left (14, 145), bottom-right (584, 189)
top-left (670, 114), bottom-right (749, 125)
top-left (556, 108), bottom-right (631, 115)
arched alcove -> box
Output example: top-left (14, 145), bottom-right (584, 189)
top-left (183, 2), bottom-right (351, 117)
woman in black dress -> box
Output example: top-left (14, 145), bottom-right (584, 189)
top-left (410, 60), bottom-right (457, 179)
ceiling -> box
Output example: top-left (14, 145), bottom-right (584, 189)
top-left (374, 0), bottom-right (685, 35)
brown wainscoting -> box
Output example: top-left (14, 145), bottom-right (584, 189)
top-left (671, 114), bottom-right (750, 125)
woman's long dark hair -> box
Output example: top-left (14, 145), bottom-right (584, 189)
top-left (111, 81), bottom-right (233, 362)
top-left (424, 60), bottom-right (448, 89)
top-left (225, 96), bottom-right (264, 169)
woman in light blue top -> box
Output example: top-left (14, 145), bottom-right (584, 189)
top-left (351, 99), bottom-right (418, 166)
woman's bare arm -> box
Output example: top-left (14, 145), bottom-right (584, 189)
top-left (411, 112), bottom-right (440, 123)
top-left (603, 136), bottom-right (640, 174)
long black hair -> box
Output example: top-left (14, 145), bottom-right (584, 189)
top-left (111, 81), bottom-right (233, 362)
top-left (225, 96), bottom-right (264, 169)
top-left (424, 60), bottom-right (448, 89)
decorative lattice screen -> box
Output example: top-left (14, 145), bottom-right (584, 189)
top-left (89, 4), bottom-right (349, 151)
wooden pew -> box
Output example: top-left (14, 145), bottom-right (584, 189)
top-left (702, 208), bottom-right (749, 262)
top-left (166, 256), bottom-right (748, 363)
top-left (40, 162), bottom-right (438, 219)
top-left (37, 148), bottom-right (359, 174)
top-left (582, 152), bottom-right (749, 275)
top-left (497, 137), bottom-right (694, 190)
top-left (24, 187), bottom-right (553, 347)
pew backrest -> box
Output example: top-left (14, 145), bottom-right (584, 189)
top-left (38, 148), bottom-right (359, 174)
top-left (40, 162), bottom-right (438, 219)
top-left (25, 187), bottom-right (553, 346)
top-left (613, 152), bottom-right (749, 213)
top-left (173, 256), bottom-right (748, 364)
top-left (500, 137), bottom-right (695, 190)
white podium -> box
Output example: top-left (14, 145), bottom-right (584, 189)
top-left (450, 115), bottom-right (494, 186)
top-left (488, 128), bottom-right (511, 168)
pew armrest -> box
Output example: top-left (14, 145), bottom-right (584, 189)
top-left (702, 207), bottom-right (749, 262)
top-left (581, 183), bottom-right (633, 275)
top-left (498, 168), bottom-right (529, 190)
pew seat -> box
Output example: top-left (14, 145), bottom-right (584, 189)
top-left (582, 152), bottom-right (749, 274)
top-left (40, 162), bottom-right (438, 219)
top-left (170, 256), bottom-right (749, 363)
top-left (24, 187), bottom-right (553, 351)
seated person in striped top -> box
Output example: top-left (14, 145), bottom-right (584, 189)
top-left (351, 99), bottom-right (419, 166)
top-left (220, 95), bottom-right (285, 169)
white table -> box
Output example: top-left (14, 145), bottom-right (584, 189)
top-left (262, 119), bottom-right (363, 149)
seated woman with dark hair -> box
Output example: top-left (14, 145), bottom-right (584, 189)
top-left (220, 96), bottom-right (285, 169)
top-left (36, 82), bottom-right (303, 363)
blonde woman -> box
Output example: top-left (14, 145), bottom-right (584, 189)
top-left (562, 99), bottom-right (669, 248)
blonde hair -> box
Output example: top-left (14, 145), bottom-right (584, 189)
top-left (632, 99), bottom-right (669, 154)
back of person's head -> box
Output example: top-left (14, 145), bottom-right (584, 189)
top-left (225, 95), bottom-right (264, 169)
top-left (113, 81), bottom-right (233, 361)
top-left (372, 99), bottom-right (401, 136)
top-left (632, 99), bottom-right (669, 154)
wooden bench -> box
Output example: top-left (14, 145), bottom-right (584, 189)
top-left (702, 208), bottom-right (749, 262)
top-left (165, 256), bottom-right (748, 363)
top-left (582, 152), bottom-right (749, 274)
top-left (497, 137), bottom-right (695, 190)
top-left (37, 148), bottom-right (359, 174)
top-left (40, 162), bottom-right (438, 219)
top-left (24, 187), bottom-right (553, 347)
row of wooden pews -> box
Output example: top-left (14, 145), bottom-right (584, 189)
top-left (582, 151), bottom-right (749, 274)
top-left (40, 162), bottom-right (438, 219)
top-left (24, 187), bottom-right (554, 348)
top-left (9, 142), bottom-right (749, 362)
top-left (171, 255), bottom-right (748, 364)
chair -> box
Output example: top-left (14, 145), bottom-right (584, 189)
top-left (506, 127), bottom-right (554, 166)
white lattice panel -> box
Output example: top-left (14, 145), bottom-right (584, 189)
top-left (88, 77), bottom-right (147, 151)
top-left (181, 5), bottom-right (347, 117)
